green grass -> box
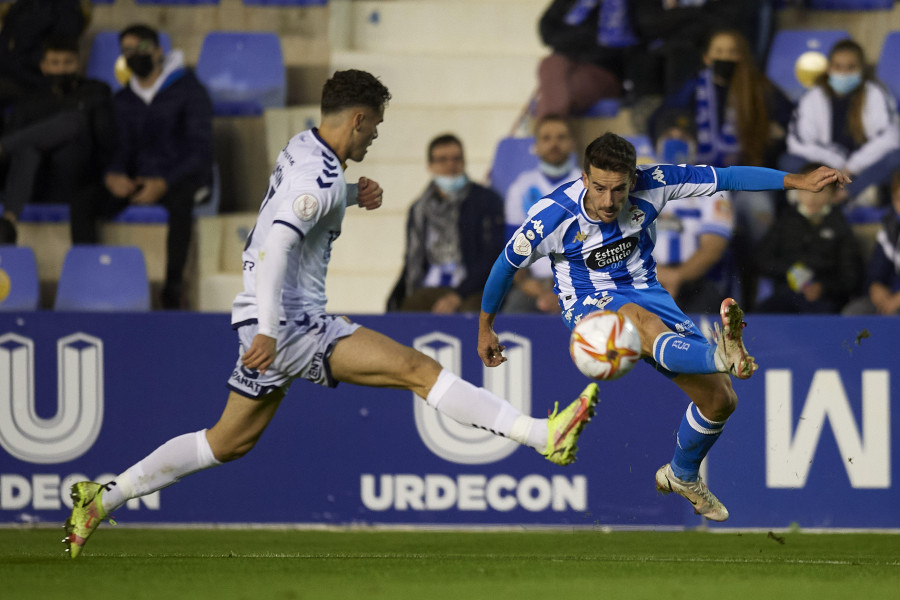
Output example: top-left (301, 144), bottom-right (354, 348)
top-left (2, 528), bottom-right (899, 599)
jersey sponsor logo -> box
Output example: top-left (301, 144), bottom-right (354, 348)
top-left (585, 236), bottom-right (638, 270)
top-left (628, 206), bottom-right (646, 227)
top-left (652, 166), bottom-right (666, 184)
top-left (293, 194), bottom-right (319, 221)
top-left (513, 232), bottom-right (532, 256)
top-left (573, 231), bottom-right (588, 243)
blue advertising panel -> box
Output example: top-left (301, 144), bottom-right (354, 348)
top-left (0, 313), bottom-right (897, 529)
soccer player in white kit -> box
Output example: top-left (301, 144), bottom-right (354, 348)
top-left (478, 132), bottom-right (850, 521)
top-left (62, 70), bottom-right (600, 558)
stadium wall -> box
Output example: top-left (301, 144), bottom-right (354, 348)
top-left (0, 313), bottom-right (896, 530)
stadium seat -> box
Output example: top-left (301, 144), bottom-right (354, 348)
top-left (135, 0), bottom-right (219, 4)
top-left (54, 246), bottom-right (151, 312)
top-left (765, 29), bottom-right (850, 101)
top-left (807, 0), bottom-right (893, 8)
top-left (86, 30), bottom-right (172, 93)
top-left (488, 137), bottom-right (538, 199)
top-left (877, 31), bottom-right (900, 106)
top-left (0, 203), bottom-right (69, 223)
top-left (0, 247), bottom-right (40, 311)
top-left (195, 32), bottom-right (287, 116)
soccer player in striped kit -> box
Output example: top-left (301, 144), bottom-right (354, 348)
top-left (478, 132), bottom-right (849, 520)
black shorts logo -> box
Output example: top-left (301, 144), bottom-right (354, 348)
top-left (585, 237), bottom-right (638, 270)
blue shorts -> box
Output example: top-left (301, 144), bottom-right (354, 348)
top-left (562, 284), bottom-right (708, 378)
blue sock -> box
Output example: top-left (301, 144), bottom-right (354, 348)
top-left (670, 403), bottom-right (727, 482)
top-left (652, 332), bottom-right (717, 374)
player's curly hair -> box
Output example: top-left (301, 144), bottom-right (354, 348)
top-left (583, 133), bottom-right (636, 176)
top-left (321, 69), bottom-right (391, 115)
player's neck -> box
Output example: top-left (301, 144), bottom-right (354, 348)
top-left (316, 122), bottom-right (351, 163)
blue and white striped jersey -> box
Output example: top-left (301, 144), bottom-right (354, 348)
top-left (232, 128), bottom-right (347, 325)
top-left (502, 163), bottom-right (719, 311)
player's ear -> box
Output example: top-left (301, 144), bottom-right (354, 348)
top-left (630, 172), bottom-right (637, 190)
top-left (352, 110), bottom-right (365, 131)
top-left (581, 169), bottom-right (589, 187)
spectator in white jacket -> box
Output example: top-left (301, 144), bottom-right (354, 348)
top-left (779, 38), bottom-right (900, 207)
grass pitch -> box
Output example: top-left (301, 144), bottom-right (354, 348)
top-left (2, 527), bottom-right (899, 600)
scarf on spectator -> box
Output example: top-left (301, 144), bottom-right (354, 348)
top-left (695, 66), bottom-right (740, 166)
top-left (563, 0), bottom-right (638, 47)
top-left (405, 182), bottom-right (467, 292)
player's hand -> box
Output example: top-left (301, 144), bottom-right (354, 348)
top-left (478, 325), bottom-right (507, 367)
top-left (786, 166), bottom-right (852, 192)
top-left (241, 333), bottom-right (277, 374)
top-left (356, 177), bottom-right (383, 211)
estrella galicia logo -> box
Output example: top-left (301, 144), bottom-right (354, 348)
top-left (585, 236), bottom-right (638, 270)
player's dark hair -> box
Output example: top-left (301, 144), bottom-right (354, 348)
top-left (118, 24), bottom-right (160, 48)
top-left (321, 69), bottom-right (391, 115)
top-left (583, 132), bottom-right (636, 176)
top-left (427, 133), bottom-right (464, 163)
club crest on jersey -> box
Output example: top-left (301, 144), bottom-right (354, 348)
top-left (513, 232), bottom-right (532, 256)
top-left (293, 194), bottom-right (319, 221)
top-left (585, 236), bottom-right (638, 270)
top-left (628, 206), bottom-right (646, 227)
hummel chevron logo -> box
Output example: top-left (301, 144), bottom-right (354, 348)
top-left (316, 176), bottom-right (333, 189)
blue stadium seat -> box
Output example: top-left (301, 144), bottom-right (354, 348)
top-left (623, 134), bottom-right (656, 163)
top-left (0, 203), bottom-right (70, 223)
top-left (195, 32), bottom-right (286, 116)
top-left (765, 29), bottom-right (850, 101)
top-left (0, 247), bottom-right (40, 312)
top-left (86, 30), bottom-right (172, 93)
top-left (877, 31), bottom-right (900, 106)
top-left (135, 0), bottom-right (218, 4)
top-left (54, 246), bottom-right (151, 312)
top-left (581, 98), bottom-right (621, 118)
top-left (807, 0), bottom-right (893, 8)
top-left (489, 137), bottom-right (538, 199)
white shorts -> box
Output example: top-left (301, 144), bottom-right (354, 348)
top-left (227, 312), bottom-right (361, 398)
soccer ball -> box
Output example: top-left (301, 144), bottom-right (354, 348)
top-left (569, 311), bottom-right (642, 381)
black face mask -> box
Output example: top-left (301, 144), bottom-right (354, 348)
top-left (45, 73), bottom-right (80, 92)
top-left (126, 53), bottom-right (155, 78)
top-left (712, 60), bottom-right (738, 83)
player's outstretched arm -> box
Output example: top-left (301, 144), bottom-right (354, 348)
top-left (784, 166), bottom-right (851, 192)
top-left (478, 311), bottom-right (507, 367)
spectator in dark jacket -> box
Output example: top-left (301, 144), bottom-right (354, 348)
top-left (387, 134), bottom-right (506, 313)
top-left (77, 24), bottom-right (213, 309)
top-left (756, 163), bottom-right (863, 314)
top-left (0, 36), bottom-right (114, 245)
top-left (843, 170), bottom-right (900, 315)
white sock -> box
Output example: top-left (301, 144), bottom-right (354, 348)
top-left (101, 429), bottom-right (222, 513)
top-left (425, 369), bottom-right (546, 451)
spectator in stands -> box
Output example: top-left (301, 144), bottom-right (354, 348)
top-left (388, 134), bottom-right (505, 313)
top-left (649, 28), bottom-right (793, 307)
top-left (780, 38), bottom-right (900, 209)
top-left (502, 115), bottom-right (580, 313)
top-left (756, 163), bottom-right (863, 314)
top-left (0, 0), bottom-right (87, 107)
top-left (535, 0), bottom-right (625, 120)
top-left (0, 37), bottom-right (114, 245)
top-left (77, 24), bottom-right (214, 309)
top-left (843, 169), bottom-right (900, 315)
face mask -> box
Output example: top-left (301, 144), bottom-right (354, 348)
top-left (712, 60), bottom-right (738, 83)
top-left (539, 158), bottom-right (574, 179)
top-left (45, 73), bottom-right (79, 91)
top-left (828, 71), bottom-right (862, 95)
top-left (126, 53), bottom-right (156, 79)
top-left (797, 201), bottom-right (831, 220)
top-left (434, 174), bottom-right (468, 195)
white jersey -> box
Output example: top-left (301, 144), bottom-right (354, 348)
top-left (653, 190), bottom-right (733, 266)
top-left (232, 128), bottom-right (347, 326)
top-left (502, 163), bottom-right (719, 311)
top-left (505, 167), bottom-right (581, 279)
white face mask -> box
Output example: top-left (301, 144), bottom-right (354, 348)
top-left (828, 71), bottom-right (862, 95)
top-left (434, 173), bottom-right (468, 195)
top-left (539, 158), bottom-right (575, 179)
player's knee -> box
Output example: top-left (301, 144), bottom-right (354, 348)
top-left (209, 435), bottom-right (258, 463)
top-left (706, 380), bottom-right (737, 421)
